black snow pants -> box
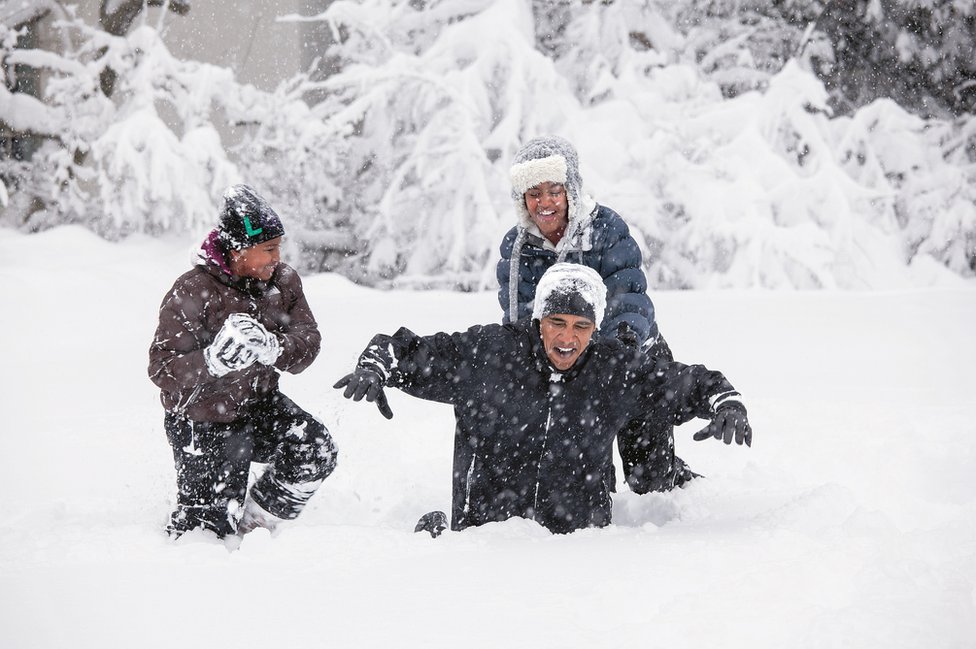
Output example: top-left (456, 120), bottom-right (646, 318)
top-left (164, 390), bottom-right (337, 537)
top-left (616, 334), bottom-right (696, 493)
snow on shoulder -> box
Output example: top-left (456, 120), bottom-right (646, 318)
top-left (532, 262), bottom-right (607, 327)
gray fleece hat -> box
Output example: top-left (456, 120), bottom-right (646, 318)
top-left (509, 135), bottom-right (585, 229)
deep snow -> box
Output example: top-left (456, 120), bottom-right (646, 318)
top-left (1, 226), bottom-right (974, 648)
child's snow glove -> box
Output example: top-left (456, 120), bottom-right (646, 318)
top-left (333, 342), bottom-right (396, 419)
top-left (694, 400), bottom-right (752, 446)
top-left (204, 314), bottom-right (258, 376)
top-left (231, 313), bottom-right (281, 366)
top-left (204, 313), bottom-right (280, 377)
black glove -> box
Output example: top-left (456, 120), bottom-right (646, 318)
top-left (414, 510), bottom-right (448, 538)
top-left (615, 322), bottom-right (640, 348)
top-left (693, 402), bottom-right (752, 446)
top-left (333, 367), bottom-right (394, 419)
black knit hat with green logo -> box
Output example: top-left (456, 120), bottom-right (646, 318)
top-left (217, 184), bottom-right (285, 251)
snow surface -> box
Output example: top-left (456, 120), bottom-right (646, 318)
top-left (1, 226), bottom-right (975, 648)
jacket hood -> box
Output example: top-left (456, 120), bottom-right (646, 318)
top-left (196, 228), bottom-right (233, 276)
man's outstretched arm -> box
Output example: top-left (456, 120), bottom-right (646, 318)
top-left (334, 325), bottom-right (495, 418)
top-left (643, 359), bottom-right (753, 447)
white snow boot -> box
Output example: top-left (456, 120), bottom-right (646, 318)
top-left (237, 497), bottom-right (286, 536)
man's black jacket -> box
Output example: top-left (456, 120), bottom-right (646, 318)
top-left (368, 319), bottom-right (738, 534)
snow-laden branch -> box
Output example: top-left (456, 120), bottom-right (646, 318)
top-left (0, 83), bottom-right (61, 134)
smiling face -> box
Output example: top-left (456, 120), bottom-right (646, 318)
top-left (524, 181), bottom-right (569, 245)
top-left (539, 313), bottom-right (596, 371)
top-left (229, 236), bottom-right (282, 281)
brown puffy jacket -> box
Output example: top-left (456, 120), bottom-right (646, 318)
top-left (148, 261), bottom-right (320, 422)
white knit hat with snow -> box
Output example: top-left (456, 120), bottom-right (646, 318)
top-left (532, 263), bottom-right (607, 328)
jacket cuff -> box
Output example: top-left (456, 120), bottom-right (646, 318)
top-left (358, 342), bottom-right (396, 382)
top-left (709, 390), bottom-right (744, 414)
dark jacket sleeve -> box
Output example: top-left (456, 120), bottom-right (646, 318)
top-left (593, 208), bottom-right (657, 342)
top-left (272, 266), bottom-right (320, 374)
top-left (361, 324), bottom-right (505, 405)
top-left (637, 356), bottom-right (739, 425)
top-left (147, 273), bottom-right (219, 394)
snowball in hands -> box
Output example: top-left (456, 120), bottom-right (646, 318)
top-left (235, 314), bottom-right (281, 366)
top-left (204, 313), bottom-right (280, 377)
top-left (227, 313), bottom-right (282, 366)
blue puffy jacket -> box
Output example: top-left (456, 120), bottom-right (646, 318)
top-left (496, 204), bottom-right (658, 343)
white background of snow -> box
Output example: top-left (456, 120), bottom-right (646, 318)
top-left (1, 226), bottom-right (974, 648)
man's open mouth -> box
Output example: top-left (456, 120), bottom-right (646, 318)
top-left (553, 346), bottom-right (576, 359)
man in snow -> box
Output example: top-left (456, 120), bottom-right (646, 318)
top-left (497, 135), bottom-right (688, 495)
top-left (335, 263), bottom-right (750, 535)
top-left (149, 184), bottom-right (337, 539)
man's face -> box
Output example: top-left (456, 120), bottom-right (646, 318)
top-left (524, 182), bottom-right (568, 244)
top-left (539, 313), bottom-right (596, 371)
top-left (229, 236), bottom-right (282, 281)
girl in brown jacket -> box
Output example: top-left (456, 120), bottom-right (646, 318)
top-left (149, 185), bottom-right (336, 539)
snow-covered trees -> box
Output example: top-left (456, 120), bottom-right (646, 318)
top-left (656, 0), bottom-right (976, 118)
top-left (289, 0), bottom-right (575, 286)
top-left (2, 17), bottom-right (233, 235)
top-left (811, 0), bottom-right (976, 117)
top-left (1, 0), bottom-right (973, 288)
top-left (0, 5), bottom-right (334, 244)
top-left (513, 1), bottom-right (976, 287)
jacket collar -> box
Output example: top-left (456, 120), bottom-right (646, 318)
top-left (519, 197), bottom-right (599, 254)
